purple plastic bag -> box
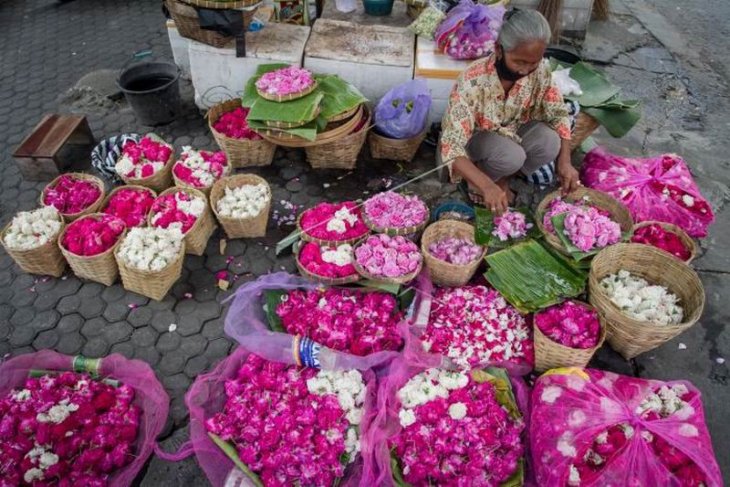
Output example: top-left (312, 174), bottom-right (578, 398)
top-left (581, 147), bottom-right (715, 238)
top-left (531, 368), bottom-right (723, 486)
top-left (374, 79), bottom-right (432, 139)
top-left (435, 0), bottom-right (504, 60)
top-left (0, 350), bottom-right (169, 487)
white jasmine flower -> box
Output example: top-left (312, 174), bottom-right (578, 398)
top-left (682, 195), bottom-right (695, 207)
top-left (3, 207), bottom-right (62, 250)
top-left (568, 465), bottom-right (581, 486)
top-left (679, 424), bottom-right (698, 437)
top-left (39, 452), bottom-right (59, 469)
top-left (399, 408), bottom-right (416, 428)
top-left (216, 183), bottom-right (270, 219)
top-left (448, 402), bottom-right (467, 420)
top-left (24, 468), bottom-right (44, 483)
top-left (601, 271), bottom-right (683, 325)
top-left (321, 244), bottom-right (353, 267)
top-left (118, 227), bottom-right (184, 271)
top-left (11, 389), bottom-right (32, 402)
top-left (541, 386), bottom-right (563, 404)
top-left (557, 433), bottom-right (577, 458)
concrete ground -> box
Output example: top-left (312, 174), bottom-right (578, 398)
top-left (0, 0), bottom-right (727, 484)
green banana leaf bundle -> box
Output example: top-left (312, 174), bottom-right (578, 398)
top-left (315, 74), bottom-right (368, 120)
top-left (485, 239), bottom-right (587, 313)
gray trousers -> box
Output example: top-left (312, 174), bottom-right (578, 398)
top-left (466, 122), bottom-right (561, 181)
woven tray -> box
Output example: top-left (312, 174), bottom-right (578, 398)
top-left (210, 174), bottom-right (271, 239)
top-left (261, 105), bottom-right (364, 148)
top-left (352, 239), bottom-right (422, 285)
top-left (420, 220), bottom-right (486, 287)
top-left (101, 185), bottom-right (157, 227)
top-left (296, 211), bottom-right (370, 247)
top-left (150, 187), bottom-right (216, 256)
top-left (295, 243), bottom-right (360, 285)
top-left (172, 159), bottom-right (232, 199)
top-left (119, 150), bottom-right (175, 194)
top-left (305, 107), bottom-right (371, 170)
top-left (369, 129), bottom-right (427, 162)
top-left (208, 98), bottom-right (277, 168)
top-left (167, 0), bottom-right (257, 48)
top-left (362, 201), bottom-right (430, 238)
top-left (180, 0), bottom-right (260, 8)
top-left (327, 104), bottom-right (360, 123)
top-left (256, 80), bottom-right (318, 103)
top-left (116, 241), bottom-right (185, 301)
top-left (1, 217), bottom-right (66, 277)
top-left (632, 220), bottom-right (698, 264)
top-left (588, 243), bottom-right (705, 359)
top-left (263, 106), bottom-right (321, 130)
top-left (58, 214), bottom-right (125, 286)
top-left (41, 173), bottom-right (106, 223)
top-left (570, 112), bottom-right (600, 151)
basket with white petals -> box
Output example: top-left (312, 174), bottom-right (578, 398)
top-left (210, 174), bottom-right (271, 239)
top-left (1, 207), bottom-right (66, 277)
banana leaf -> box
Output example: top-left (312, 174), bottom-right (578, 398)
top-left (391, 450), bottom-right (412, 487)
top-left (247, 91), bottom-right (324, 124)
top-left (209, 433), bottom-right (264, 487)
top-left (474, 207), bottom-right (540, 248)
top-left (241, 64), bottom-right (292, 107)
top-left (583, 104), bottom-right (642, 138)
top-left (551, 213), bottom-right (632, 262)
top-left (275, 229), bottom-right (300, 255)
top-left (566, 62), bottom-right (620, 107)
top-left (263, 290), bottom-right (288, 332)
top-left (247, 119), bottom-right (319, 141)
top-left (314, 74), bottom-right (368, 120)
top-left (485, 239), bottom-right (586, 313)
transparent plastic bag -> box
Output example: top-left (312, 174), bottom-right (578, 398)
top-left (434, 0), bottom-right (504, 60)
top-left (374, 79), bottom-right (432, 139)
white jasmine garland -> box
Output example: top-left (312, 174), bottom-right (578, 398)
top-left (3, 207), bottom-right (62, 250)
top-left (118, 227), bottom-right (185, 271)
top-left (600, 270), bottom-right (684, 325)
top-left (321, 244), bottom-right (353, 267)
top-left (216, 183), bottom-right (270, 219)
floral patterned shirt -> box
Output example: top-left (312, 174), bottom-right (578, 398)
top-left (440, 53), bottom-right (571, 182)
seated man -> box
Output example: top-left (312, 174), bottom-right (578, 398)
top-left (440, 9), bottom-right (580, 214)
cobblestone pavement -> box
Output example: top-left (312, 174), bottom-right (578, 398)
top-left (0, 0), bottom-right (728, 484)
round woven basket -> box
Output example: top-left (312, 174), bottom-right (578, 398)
top-left (167, 0), bottom-right (258, 48)
top-left (327, 104), bottom-right (360, 123)
top-left (172, 159), bottom-right (232, 199)
top-left (631, 220), bottom-right (697, 264)
top-left (570, 112), bottom-right (600, 151)
top-left (208, 98), bottom-right (277, 168)
top-left (588, 243), bottom-right (705, 359)
top-left (116, 240), bottom-right (185, 301)
top-left (369, 129), bottom-right (427, 162)
top-left (420, 220), bottom-right (486, 287)
top-left (101, 185), bottom-right (157, 227)
top-left (210, 174), bottom-right (271, 239)
top-left (119, 150), bottom-right (175, 193)
top-left (1, 214), bottom-right (66, 277)
top-left (41, 173), bottom-right (106, 223)
top-left (180, 0), bottom-right (260, 8)
top-left (256, 80), bottom-right (318, 103)
top-left (58, 214), bottom-right (126, 286)
top-left (262, 105), bottom-right (364, 149)
top-left (294, 243), bottom-right (361, 285)
top-left (533, 301), bottom-right (607, 372)
top-left (536, 187), bottom-right (633, 258)
top-left (150, 187), bottom-right (216, 256)
top-left (362, 203), bottom-right (430, 238)
top-left (352, 239), bottom-right (423, 285)
top-left (296, 211), bottom-right (370, 247)
top-left (264, 107), bottom-right (321, 130)
top-left (305, 107), bottom-right (371, 170)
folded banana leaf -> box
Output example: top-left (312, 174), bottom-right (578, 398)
top-left (474, 207), bottom-right (540, 249)
top-left (242, 63), bottom-right (292, 107)
top-left (551, 213), bottom-right (632, 261)
top-left (247, 91), bottom-right (324, 124)
top-left (566, 62), bottom-right (620, 107)
top-left (485, 239), bottom-right (586, 313)
top-left (247, 118), bottom-right (319, 141)
top-left (314, 74), bottom-right (368, 120)
top-left (583, 104), bottom-right (641, 138)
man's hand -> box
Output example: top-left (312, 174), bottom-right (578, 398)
top-left (481, 184), bottom-right (509, 215)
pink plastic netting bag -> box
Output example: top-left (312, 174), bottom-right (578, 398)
top-left (530, 368), bottom-right (723, 486)
top-left (581, 147), bottom-right (715, 237)
top-left (184, 346), bottom-right (378, 487)
top-left (0, 350), bottom-right (169, 487)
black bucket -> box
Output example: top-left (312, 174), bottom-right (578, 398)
top-left (118, 62), bottom-right (181, 126)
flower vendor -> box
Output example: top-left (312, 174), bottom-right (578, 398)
top-left (440, 10), bottom-right (581, 214)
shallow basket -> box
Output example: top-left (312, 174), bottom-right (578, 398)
top-left (368, 129), bottom-right (426, 162)
top-left (119, 150), bottom-right (175, 194)
top-left (208, 99), bottom-right (277, 168)
top-left (167, 0), bottom-right (257, 48)
top-left (1, 215), bottom-right (66, 277)
top-left (536, 187), bottom-right (633, 259)
top-left (180, 0), bottom-right (260, 8)
top-left (588, 243), bottom-right (705, 359)
top-left (172, 160), bottom-right (232, 199)
top-left (41, 173), bottom-right (106, 223)
top-left (58, 213), bottom-right (126, 286)
top-left (420, 220), bottom-right (486, 287)
top-left (362, 203), bottom-right (430, 239)
top-left (101, 185), bottom-right (157, 227)
top-left (116, 240), bottom-right (185, 301)
top-left (296, 211), bottom-right (370, 247)
top-left (256, 80), bottom-right (318, 103)
top-left (295, 242), bottom-right (361, 286)
top-left (631, 220), bottom-right (698, 264)
top-left (263, 104), bottom-right (364, 149)
top-left (150, 187), bottom-right (216, 256)
top-left (352, 239), bottom-right (423, 285)
top-left (210, 174), bottom-right (271, 239)
top-left (533, 301), bottom-right (607, 372)
top-left (570, 112), bottom-right (600, 151)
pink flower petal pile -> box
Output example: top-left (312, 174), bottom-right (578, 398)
top-left (363, 192), bottom-right (428, 230)
top-left (275, 288), bottom-right (404, 355)
top-left (299, 202), bottom-right (369, 242)
top-left (117, 137), bottom-right (173, 179)
top-left (43, 175), bottom-right (102, 216)
top-left (631, 223), bottom-right (691, 261)
top-left (535, 300), bottom-right (601, 349)
top-left (172, 148), bottom-right (228, 189)
top-left (255, 67), bottom-right (315, 96)
top-left (428, 237), bottom-right (482, 265)
top-left (212, 107), bottom-right (262, 140)
top-left (102, 188), bottom-right (155, 228)
top-left (61, 214), bottom-right (125, 256)
top-left (354, 234), bottom-right (421, 279)
top-left (0, 371), bottom-right (140, 485)
top-left (543, 198), bottom-right (621, 252)
top-left (423, 286), bottom-right (533, 369)
top-left (492, 210), bottom-right (532, 242)
top-left (298, 242), bottom-right (357, 279)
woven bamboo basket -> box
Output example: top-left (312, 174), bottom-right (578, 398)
top-left (208, 99), bottom-right (277, 168)
top-left (101, 185), bottom-right (157, 227)
top-left (172, 160), bottom-right (232, 199)
top-left (58, 214), bottom-right (126, 286)
top-left (570, 112), bottom-right (600, 151)
top-left (119, 150), bottom-right (175, 193)
top-left (296, 211), bottom-right (370, 247)
top-left (631, 220), bottom-right (698, 264)
top-left (306, 108), bottom-right (371, 170)
top-left (420, 220), bottom-right (486, 287)
top-left (352, 242), bottom-right (423, 285)
top-left (588, 243), bottom-right (705, 359)
top-left (167, 0), bottom-right (257, 48)
top-left (181, 0), bottom-right (260, 8)
top-left (41, 173), bottom-right (106, 223)
top-left (115, 240), bottom-right (185, 301)
top-left (536, 187), bottom-right (633, 259)
top-left (150, 187), bottom-right (216, 256)
top-left (1, 214), bottom-right (66, 277)
top-left (256, 80), bottom-right (318, 103)
top-left (210, 174), bottom-right (271, 239)
top-left (328, 105), bottom-right (360, 123)
top-left (261, 105), bottom-right (364, 148)
top-left (533, 301), bottom-right (608, 372)
top-left (295, 242), bottom-right (361, 285)
top-left (362, 203), bottom-right (430, 238)
top-left (369, 129), bottom-right (427, 162)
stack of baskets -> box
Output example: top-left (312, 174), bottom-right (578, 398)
top-left (166, 0), bottom-right (261, 48)
top-left (210, 174), bottom-right (272, 239)
top-left (420, 219), bottom-right (485, 287)
top-left (208, 99), bottom-right (277, 168)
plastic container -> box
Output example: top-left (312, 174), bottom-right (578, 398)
top-left (118, 61), bottom-right (181, 126)
top-left (363, 0), bottom-right (395, 15)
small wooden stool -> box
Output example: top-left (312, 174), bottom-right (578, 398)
top-left (13, 114), bottom-right (95, 181)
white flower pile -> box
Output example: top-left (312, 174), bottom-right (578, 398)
top-left (216, 183), bottom-right (270, 219)
top-left (306, 369), bottom-right (365, 462)
top-left (3, 207), bottom-right (62, 250)
top-left (326, 207), bottom-right (359, 234)
top-left (23, 443), bottom-right (60, 483)
top-left (600, 270), bottom-right (684, 325)
top-left (37, 398), bottom-right (79, 424)
top-left (635, 384), bottom-right (694, 419)
top-left (118, 227), bottom-right (185, 271)
top-left (321, 244), bottom-right (353, 267)
top-left (396, 369), bottom-right (469, 427)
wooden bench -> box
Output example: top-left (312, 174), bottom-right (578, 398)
top-left (13, 114), bottom-right (95, 181)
